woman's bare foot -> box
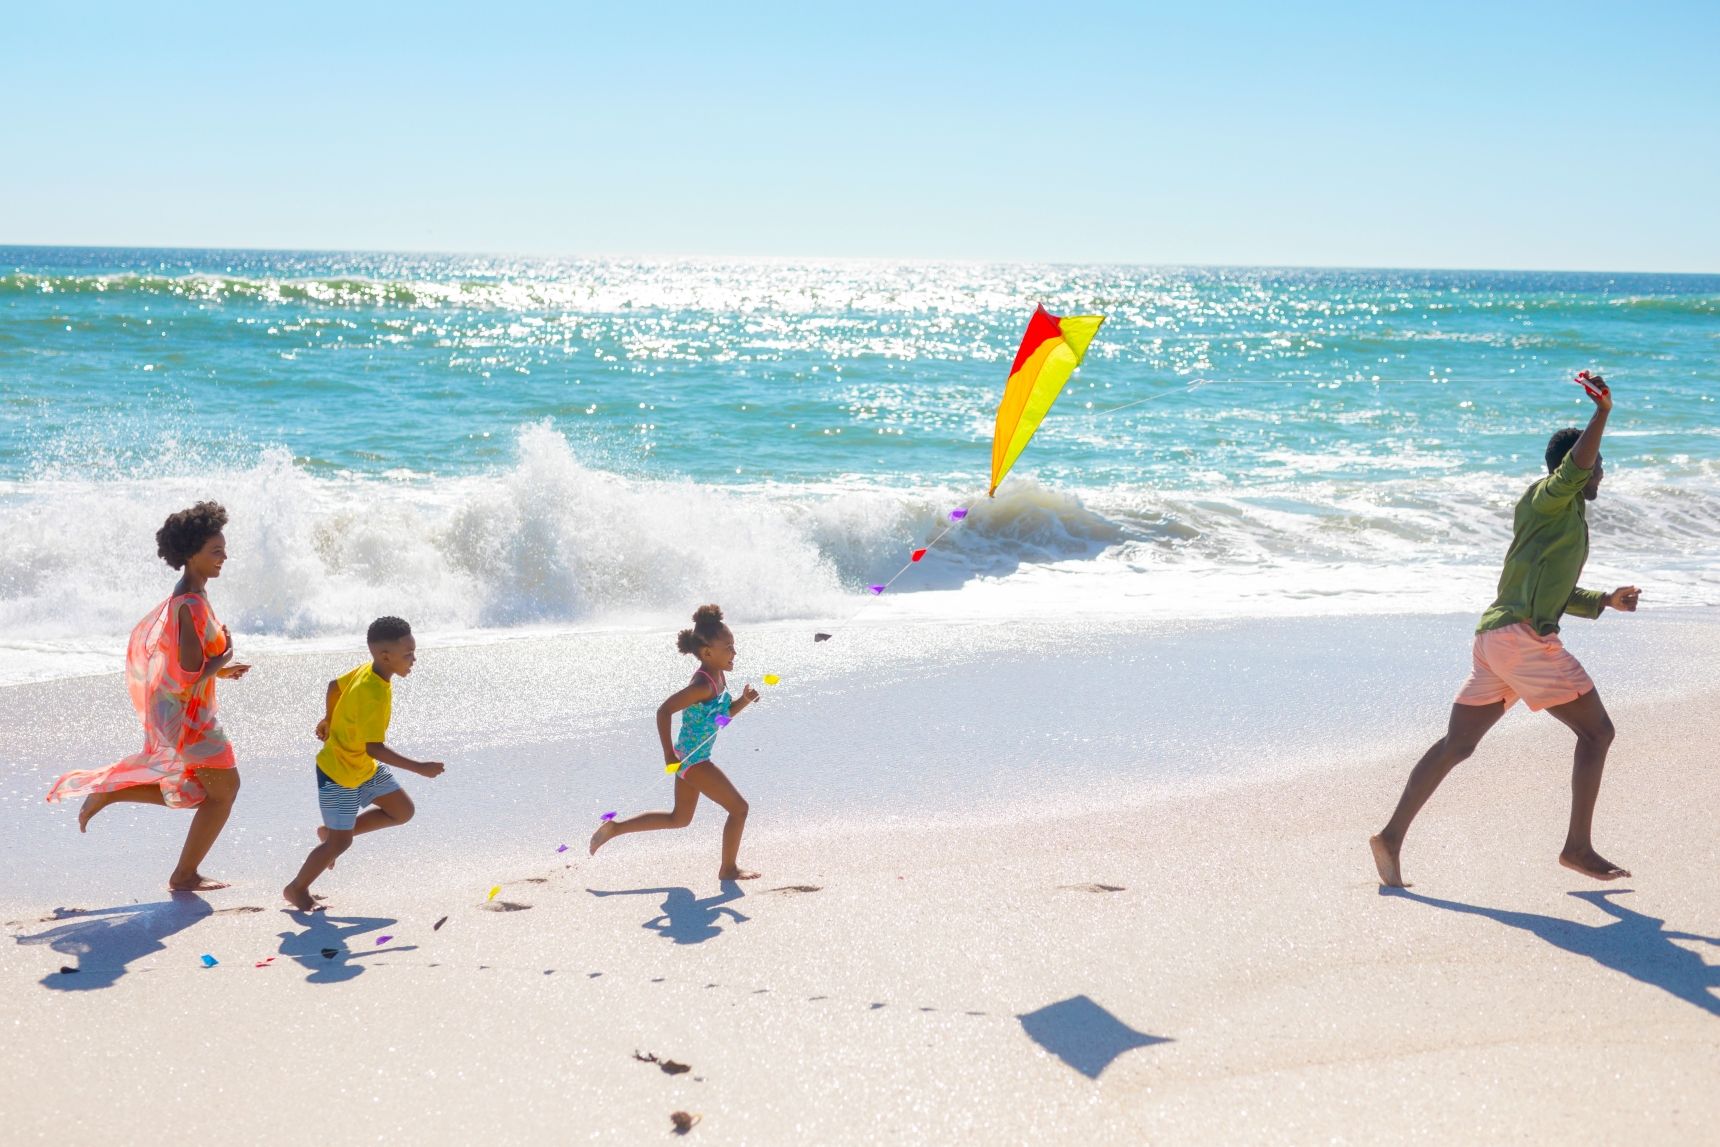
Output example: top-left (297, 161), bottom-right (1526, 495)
top-left (282, 883), bottom-right (319, 911)
top-left (718, 867), bottom-right (761, 881)
top-left (78, 792), bottom-right (116, 832)
top-left (1559, 847), bottom-right (1631, 881)
top-left (316, 827), bottom-right (336, 869)
top-left (168, 872), bottom-right (231, 892)
top-left (1369, 834), bottom-right (1407, 888)
top-left (588, 821), bottom-right (617, 857)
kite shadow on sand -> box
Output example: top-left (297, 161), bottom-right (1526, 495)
top-left (15, 894), bottom-right (215, 991)
top-left (1385, 888), bottom-right (1720, 1018)
top-left (279, 910), bottom-right (413, 984)
top-left (1016, 994), bottom-right (1171, 1079)
top-left (586, 883), bottom-right (750, 946)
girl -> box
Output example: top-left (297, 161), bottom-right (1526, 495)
top-left (46, 501), bottom-right (251, 891)
top-left (589, 604), bottom-right (761, 880)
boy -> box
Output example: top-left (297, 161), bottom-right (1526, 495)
top-left (283, 616), bottom-right (445, 910)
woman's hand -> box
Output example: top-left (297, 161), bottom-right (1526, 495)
top-left (216, 663), bottom-right (251, 680)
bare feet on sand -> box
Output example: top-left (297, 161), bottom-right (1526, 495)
top-left (718, 868), bottom-right (761, 882)
top-left (78, 792), bottom-right (115, 832)
top-left (1369, 834), bottom-right (1407, 888)
top-left (1559, 848), bottom-right (1631, 881)
top-left (282, 883), bottom-right (322, 911)
top-left (588, 821), bottom-right (617, 857)
top-left (168, 873), bottom-right (231, 892)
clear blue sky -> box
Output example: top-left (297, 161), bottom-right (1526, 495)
top-left (5, 1), bottom-right (1717, 270)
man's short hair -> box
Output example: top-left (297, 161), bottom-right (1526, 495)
top-left (1545, 428), bottom-right (1583, 474)
top-left (367, 616), bottom-right (412, 646)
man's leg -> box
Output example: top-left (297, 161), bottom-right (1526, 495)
top-left (1371, 700), bottom-right (1508, 886)
top-left (1545, 689), bottom-right (1630, 880)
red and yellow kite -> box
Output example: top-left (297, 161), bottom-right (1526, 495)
top-left (988, 305), bottom-right (1106, 495)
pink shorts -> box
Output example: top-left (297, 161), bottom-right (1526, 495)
top-left (1456, 622), bottom-right (1594, 712)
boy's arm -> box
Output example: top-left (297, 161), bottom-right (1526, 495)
top-left (365, 742), bottom-right (445, 777)
top-left (656, 680), bottom-right (714, 764)
top-left (314, 679), bottom-right (340, 740)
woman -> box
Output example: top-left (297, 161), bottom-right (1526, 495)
top-left (47, 501), bottom-right (252, 891)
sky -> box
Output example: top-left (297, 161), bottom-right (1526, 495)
top-left (4, 1), bottom-right (1717, 271)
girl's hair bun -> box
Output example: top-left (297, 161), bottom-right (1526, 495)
top-left (676, 603), bottom-right (727, 654)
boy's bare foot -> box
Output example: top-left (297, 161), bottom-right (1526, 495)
top-left (718, 868), bottom-right (761, 881)
top-left (1369, 834), bottom-right (1407, 888)
top-left (282, 883), bottom-right (320, 911)
top-left (1559, 848), bottom-right (1630, 881)
top-left (588, 821), bottom-right (617, 857)
top-left (317, 827), bottom-right (336, 869)
top-left (78, 792), bottom-right (116, 832)
top-left (168, 873), bottom-right (231, 892)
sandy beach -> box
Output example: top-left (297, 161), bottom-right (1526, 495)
top-left (4, 611), bottom-right (1716, 1144)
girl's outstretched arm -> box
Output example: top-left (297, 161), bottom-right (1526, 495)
top-left (656, 678), bottom-right (715, 765)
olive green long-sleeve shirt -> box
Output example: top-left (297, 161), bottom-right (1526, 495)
top-left (1477, 453), bottom-right (1607, 636)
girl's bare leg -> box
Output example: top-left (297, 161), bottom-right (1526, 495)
top-left (79, 785), bottom-right (166, 831)
top-left (169, 767), bottom-right (241, 891)
top-left (683, 762), bottom-right (756, 881)
top-left (589, 777), bottom-right (701, 855)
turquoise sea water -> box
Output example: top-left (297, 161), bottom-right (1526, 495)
top-left (2, 247), bottom-right (1717, 681)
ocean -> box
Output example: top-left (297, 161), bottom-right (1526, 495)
top-left (2, 247), bottom-right (1716, 684)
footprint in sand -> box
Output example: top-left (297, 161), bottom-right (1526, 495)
top-left (767, 885), bottom-right (823, 895)
top-left (1059, 883), bottom-right (1127, 893)
top-left (509, 877), bottom-right (549, 885)
top-left (212, 906), bottom-right (265, 916)
top-left (480, 901), bottom-right (532, 912)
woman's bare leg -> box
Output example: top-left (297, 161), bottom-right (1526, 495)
top-left (169, 767), bottom-right (240, 891)
top-left (79, 786), bottom-right (166, 831)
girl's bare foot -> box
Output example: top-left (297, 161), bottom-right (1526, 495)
top-left (169, 872), bottom-right (231, 892)
top-left (1369, 834), bottom-right (1407, 888)
top-left (1559, 848), bottom-right (1631, 881)
top-left (78, 792), bottom-right (116, 832)
top-left (718, 867), bottom-right (761, 881)
top-left (588, 821), bottom-right (617, 857)
top-left (282, 883), bottom-right (318, 911)
top-left (317, 826), bottom-right (336, 869)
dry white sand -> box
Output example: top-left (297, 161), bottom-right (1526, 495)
top-left (4, 615), bottom-right (1717, 1144)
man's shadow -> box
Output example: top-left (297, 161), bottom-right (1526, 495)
top-left (279, 910), bottom-right (411, 984)
top-left (14, 895), bottom-right (213, 991)
top-left (1386, 887), bottom-right (1720, 1017)
top-left (586, 882), bottom-right (749, 945)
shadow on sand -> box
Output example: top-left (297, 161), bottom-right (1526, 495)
top-left (586, 882), bottom-right (749, 945)
top-left (279, 910), bottom-right (413, 983)
top-left (1386, 887), bottom-right (1720, 1018)
top-left (14, 895), bottom-right (214, 990)
top-left (1016, 994), bottom-right (1172, 1079)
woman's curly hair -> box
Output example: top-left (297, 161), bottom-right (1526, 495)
top-left (156, 501), bottom-right (229, 570)
top-left (676, 604), bottom-right (726, 654)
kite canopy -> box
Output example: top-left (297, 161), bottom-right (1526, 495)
top-left (989, 305), bottom-right (1106, 496)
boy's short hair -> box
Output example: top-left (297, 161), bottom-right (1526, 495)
top-left (1545, 428), bottom-right (1583, 473)
top-left (367, 616), bottom-right (412, 646)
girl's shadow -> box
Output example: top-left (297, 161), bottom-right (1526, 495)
top-left (586, 882), bottom-right (749, 945)
top-left (15, 894), bottom-right (213, 991)
top-left (279, 910), bottom-right (413, 983)
top-left (1385, 887), bottom-right (1720, 1017)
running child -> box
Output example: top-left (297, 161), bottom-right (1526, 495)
top-left (589, 604), bottom-right (761, 881)
top-left (283, 616), bottom-right (444, 910)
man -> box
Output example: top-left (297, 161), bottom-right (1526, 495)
top-left (1371, 375), bottom-right (1641, 887)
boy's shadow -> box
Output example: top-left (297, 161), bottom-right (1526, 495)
top-left (586, 882), bottom-right (749, 945)
top-left (279, 910), bottom-right (413, 983)
top-left (1386, 887), bottom-right (1720, 1017)
top-left (15, 894), bottom-right (213, 991)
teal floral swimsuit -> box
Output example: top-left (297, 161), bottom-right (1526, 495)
top-left (673, 668), bottom-right (730, 774)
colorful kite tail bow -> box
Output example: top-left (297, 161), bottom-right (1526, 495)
top-left (868, 584), bottom-right (885, 595)
top-left (989, 305), bottom-right (1106, 496)
top-left (948, 508), bottom-right (967, 521)
top-left (910, 549), bottom-right (927, 562)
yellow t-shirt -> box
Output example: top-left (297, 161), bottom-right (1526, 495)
top-left (315, 663), bottom-right (393, 788)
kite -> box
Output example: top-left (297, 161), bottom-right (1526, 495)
top-left (990, 305), bottom-right (1106, 496)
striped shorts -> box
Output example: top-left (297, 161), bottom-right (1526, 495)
top-left (316, 765), bottom-right (403, 831)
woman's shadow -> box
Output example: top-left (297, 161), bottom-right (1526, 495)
top-left (586, 882), bottom-right (749, 945)
top-left (279, 909), bottom-right (412, 983)
top-left (14, 894), bottom-right (214, 991)
top-left (1385, 887), bottom-right (1720, 1017)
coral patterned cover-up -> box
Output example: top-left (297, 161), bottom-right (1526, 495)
top-left (46, 593), bottom-right (236, 809)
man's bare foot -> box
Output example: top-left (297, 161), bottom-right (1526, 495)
top-left (718, 868), bottom-right (761, 881)
top-left (78, 792), bottom-right (116, 832)
top-left (1559, 848), bottom-right (1631, 881)
top-left (588, 821), bottom-right (617, 857)
top-left (1370, 834), bottom-right (1408, 888)
top-left (168, 873), bottom-right (231, 892)
top-left (282, 883), bottom-right (320, 911)
top-left (316, 826), bottom-right (336, 869)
